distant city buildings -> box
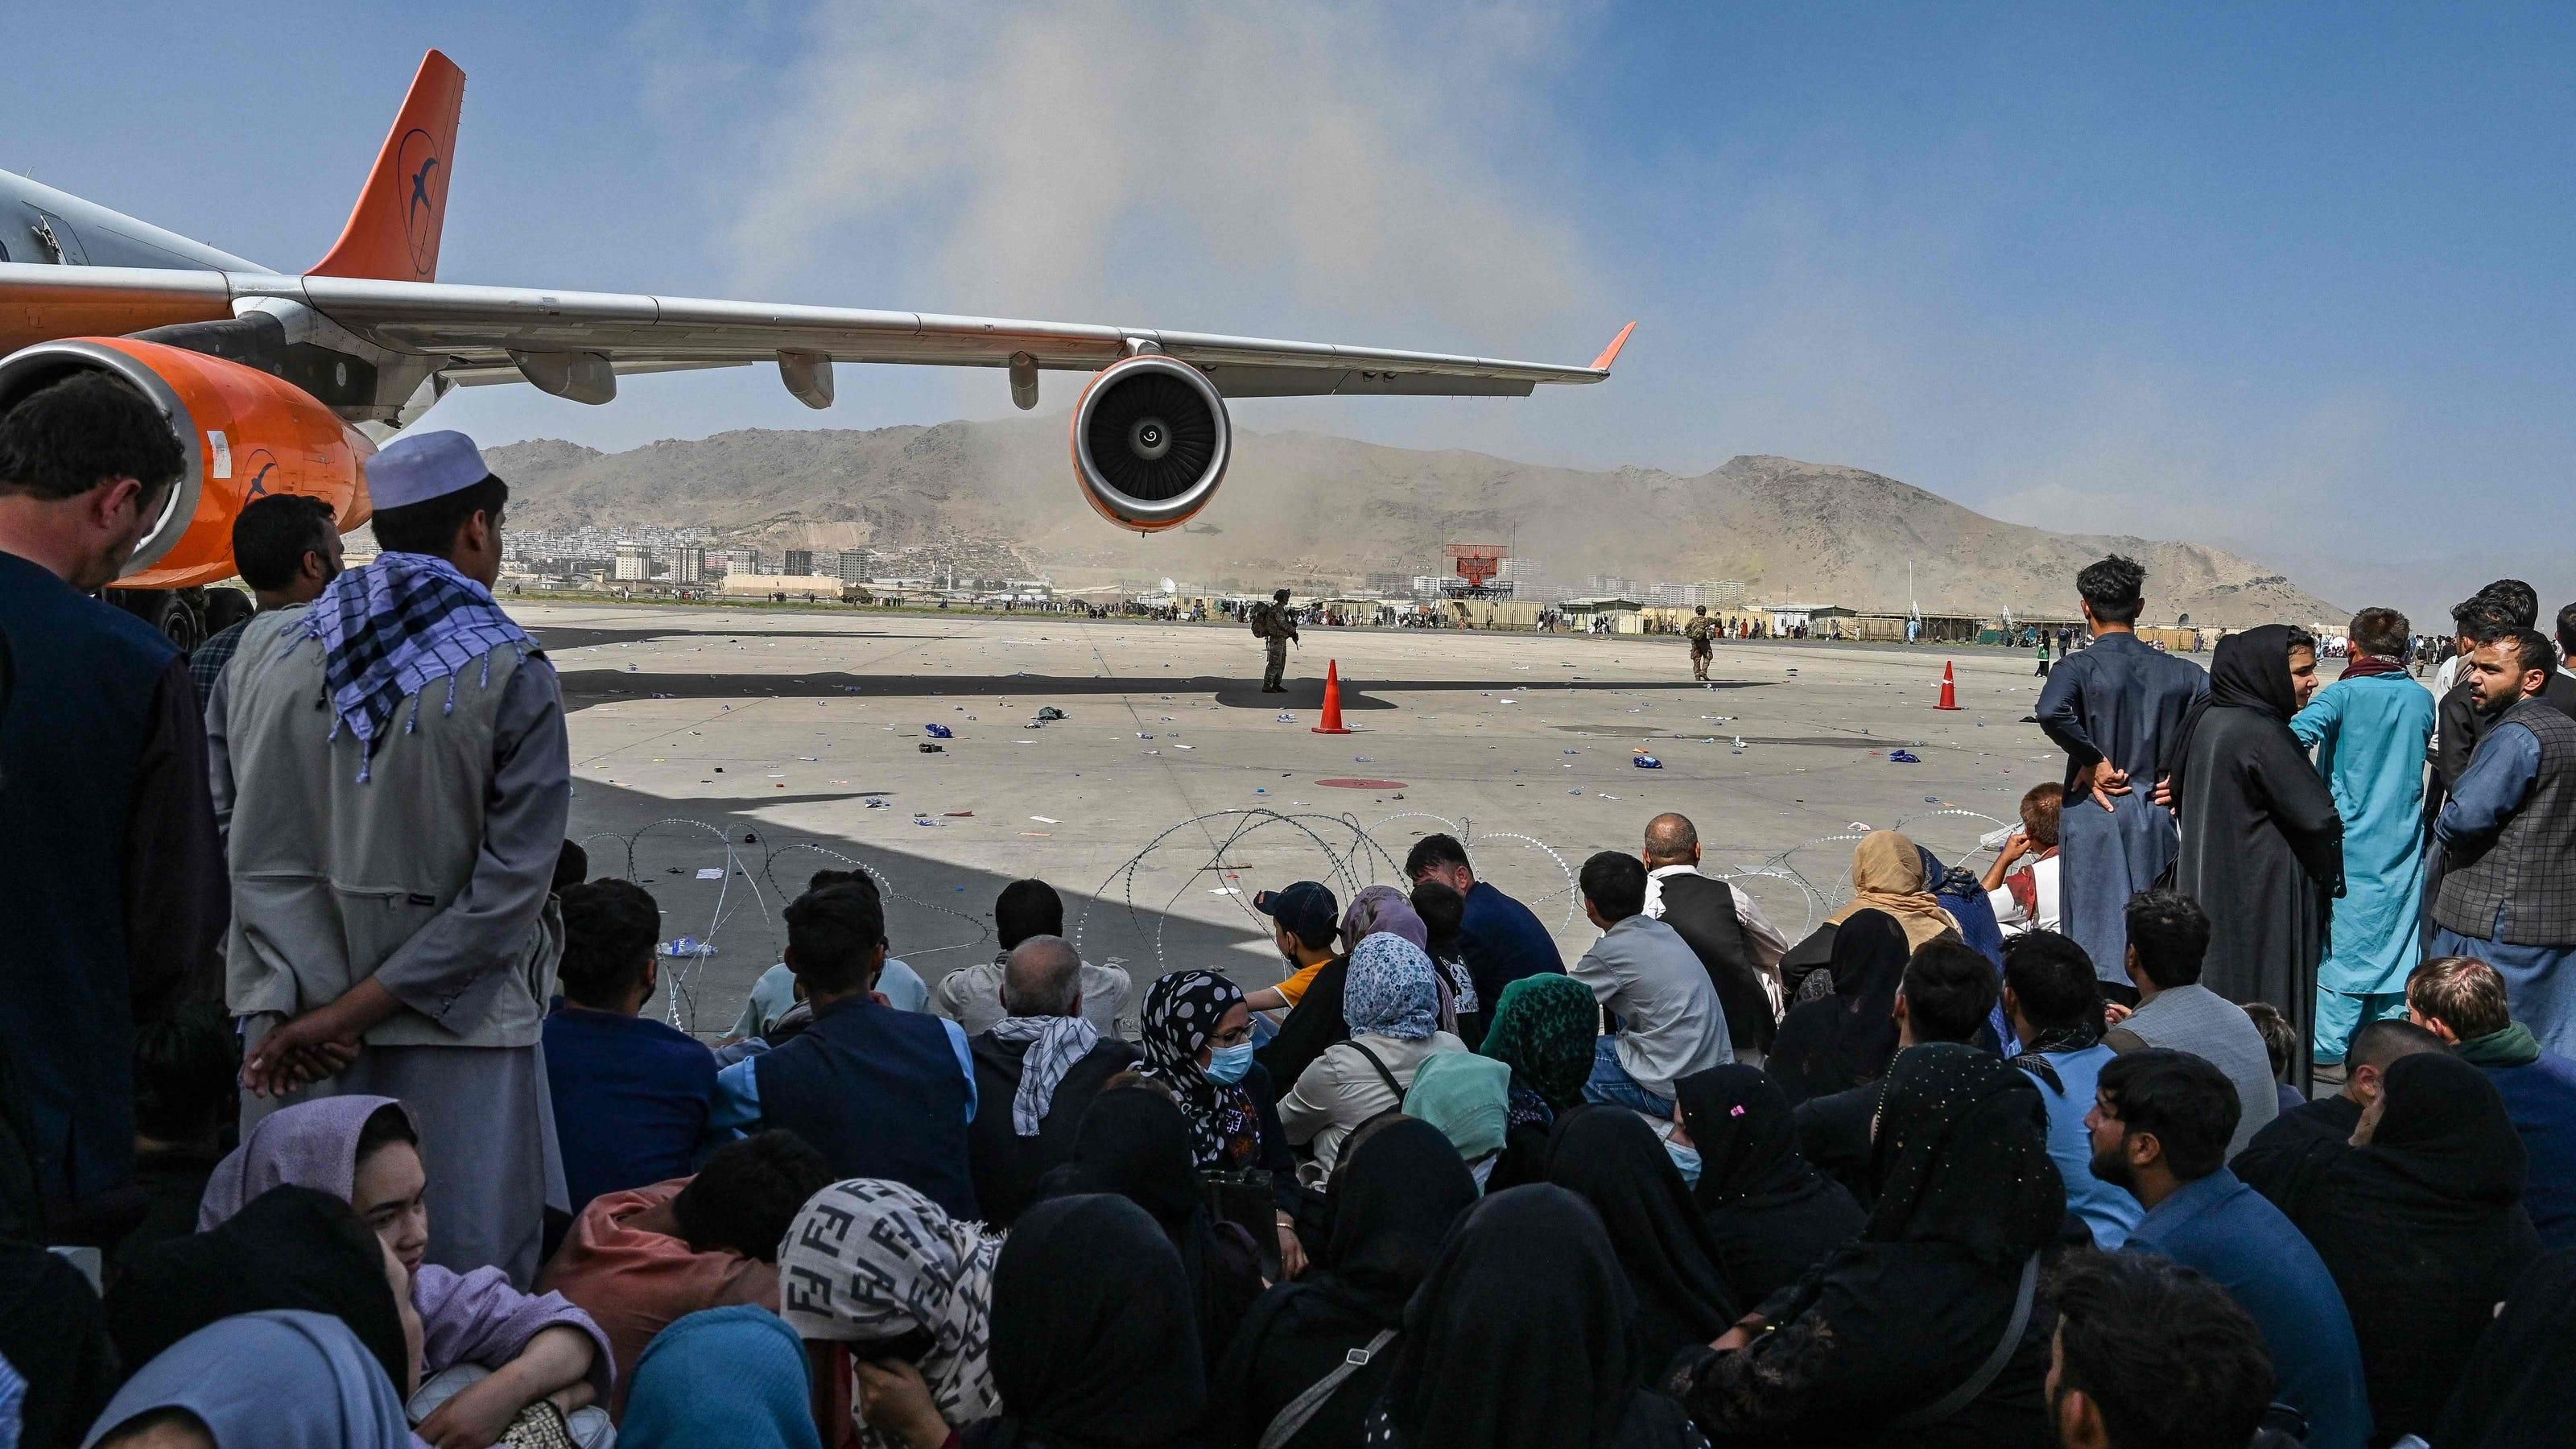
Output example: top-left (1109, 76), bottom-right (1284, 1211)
top-left (1648, 580), bottom-right (1747, 609)
top-left (783, 549), bottom-right (814, 576)
top-left (673, 545), bottom-right (706, 584)
top-left (1498, 557), bottom-right (1562, 604)
top-left (612, 543), bottom-right (651, 582)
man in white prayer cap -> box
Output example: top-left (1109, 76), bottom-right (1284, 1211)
top-left (205, 430), bottom-right (572, 1284)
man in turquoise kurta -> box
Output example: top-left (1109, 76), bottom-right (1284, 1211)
top-left (2289, 609), bottom-right (2435, 1066)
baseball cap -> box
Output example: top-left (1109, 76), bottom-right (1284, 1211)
top-left (1255, 881), bottom-right (1340, 947)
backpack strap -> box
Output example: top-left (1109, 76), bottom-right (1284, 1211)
top-left (1257, 1328), bottom-right (1397, 1449)
top-left (1885, 1252), bottom-right (2040, 1429)
top-left (1337, 1039), bottom-right (1406, 1102)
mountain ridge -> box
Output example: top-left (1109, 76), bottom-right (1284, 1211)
top-left (485, 421), bottom-right (2340, 625)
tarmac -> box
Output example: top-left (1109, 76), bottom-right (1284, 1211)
top-left (532, 601), bottom-right (2077, 1037)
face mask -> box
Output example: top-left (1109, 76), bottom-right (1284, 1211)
top-left (1205, 1042), bottom-right (1255, 1084)
top-left (1666, 1141), bottom-right (1703, 1187)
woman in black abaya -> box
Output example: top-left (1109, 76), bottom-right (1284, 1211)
top-left (914, 1193), bottom-right (1207, 1449)
top-left (2163, 623), bottom-right (2343, 1091)
top-left (2255, 1051), bottom-right (2541, 1444)
top-left (1668, 1044), bottom-right (2062, 1448)
top-left (2436, 1245), bottom-right (2576, 1449)
top-left (1366, 1186), bottom-right (1707, 1449)
top-left (1672, 1066), bottom-right (1866, 1310)
top-left (1765, 910), bottom-right (1909, 1106)
top-left (1543, 1109), bottom-right (1739, 1366)
top-left (1215, 1117), bottom-right (1480, 1449)
top-left (1051, 1088), bottom-right (1265, 1384)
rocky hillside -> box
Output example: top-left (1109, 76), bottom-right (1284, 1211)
top-left (486, 422), bottom-right (2339, 625)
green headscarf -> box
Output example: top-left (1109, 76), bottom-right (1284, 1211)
top-left (1481, 974), bottom-right (1599, 1109)
top-left (1406, 1051), bottom-right (1511, 1162)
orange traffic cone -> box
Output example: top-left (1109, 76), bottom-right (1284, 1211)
top-left (1311, 660), bottom-right (1353, 734)
top-left (1934, 660), bottom-right (1962, 710)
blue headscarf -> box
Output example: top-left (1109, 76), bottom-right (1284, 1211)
top-left (1345, 935), bottom-right (1439, 1042)
top-left (622, 1307), bottom-right (819, 1449)
top-left (80, 1311), bottom-right (410, 1449)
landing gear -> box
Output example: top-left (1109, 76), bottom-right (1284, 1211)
top-left (105, 586), bottom-right (218, 653)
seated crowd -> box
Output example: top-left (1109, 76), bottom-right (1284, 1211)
top-left (12, 809), bottom-right (2571, 1449)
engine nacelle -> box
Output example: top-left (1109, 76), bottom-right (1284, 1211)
top-left (0, 337), bottom-right (374, 588)
top-left (1069, 354), bottom-right (1230, 531)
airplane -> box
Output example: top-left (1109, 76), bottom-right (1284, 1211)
top-left (0, 50), bottom-right (1632, 646)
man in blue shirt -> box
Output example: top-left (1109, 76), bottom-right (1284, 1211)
top-left (1406, 833), bottom-right (1565, 1009)
top-left (543, 878), bottom-right (719, 1218)
top-left (2089, 1049), bottom-right (2372, 1449)
top-left (2000, 931), bottom-right (2140, 1248)
top-left (2429, 628), bottom-right (2576, 1055)
top-left (708, 884), bottom-right (980, 1217)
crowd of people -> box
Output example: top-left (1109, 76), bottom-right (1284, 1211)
top-left (5, 374), bottom-right (2576, 1448)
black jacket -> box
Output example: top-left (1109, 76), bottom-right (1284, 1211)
top-left (966, 1031), bottom-right (1141, 1228)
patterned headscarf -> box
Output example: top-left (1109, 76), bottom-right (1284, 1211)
top-left (303, 552), bottom-right (533, 781)
top-left (1481, 974), bottom-right (1600, 1110)
top-left (780, 1179), bottom-right (1001, 1443)
top-left (1137, 969), bottom-right (1260, 1168)
top-left (1344, 935), bottom-right (1439, 1042)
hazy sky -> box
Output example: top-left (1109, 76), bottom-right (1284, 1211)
top-left (9, 2), bottom-right (2574, 621)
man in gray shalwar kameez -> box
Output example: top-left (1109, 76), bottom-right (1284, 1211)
top-left (207, 430), bottom-right (568, 1286)
top-left (2034, 555), bottom-right (2208, 1000)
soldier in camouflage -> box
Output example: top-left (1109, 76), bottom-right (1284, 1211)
top-left (1685, 604), bottom-right (1717, 682)
top-left (1252, 587), bottom-right (1299, 692)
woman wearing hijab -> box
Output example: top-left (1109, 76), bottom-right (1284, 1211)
top-left (81, 1311), bottom-right (413, 1449)
top-left (1279, 937), bottom-right (1468, 1183)
top-left (109, 1185), bottom-right (420, 1407)
top-left (1763, 910), bottom-right (1910, 1106)
top-left (622, 1307), bottom-right (822, 1449)
top-left (1778, 833), bottom-right (1962, 993)
top-left (2164, 624), bottom-right (2344, 1092)
top-left (1670, 1067), bottom-right (1866, 1309)
top-left (778, 1179), bottom-right (1002, 1449)
top-left (196, 1096), bottom-right (613, 1440)
top-left (1340, 888), bottom-right (1459, 1037)
top-left (1053, 1090), bottom-right (1264, 1384)
top-left (2252, 1050), bottom-right (2541, 1443)
top-left (1478, 974), bottom-right (1600, 1191)
top-left (1216, 1117), bottom-right (1479, 1449)
top-left (852, 1195), bottom-right (1207, 1449)
top-left (1670, 1044), bottom-right (2063, 1447)
top-left (2434, 1245), bottom-right (2576, 1449)
top-left (1543, 1110), bottom-right (1739, 1365)
top-left (1365, 1185), bottom-right (1706, 1449)
top-left (0, 1240), bottom-right (118, 1449)
top-left (1137, 970), bottom-right (1293, 1179)
top-left (1340, 886), bottom-right (1428, 954)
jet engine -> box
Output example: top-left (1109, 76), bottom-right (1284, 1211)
top-left (1069, 353), bottom-right (1230, 532)
top-left (0, 336), bottom-right (373, 589)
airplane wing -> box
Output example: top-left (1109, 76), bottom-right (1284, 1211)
top-left (0, 262), bottom-right (1631, 405)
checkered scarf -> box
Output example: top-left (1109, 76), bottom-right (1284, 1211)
top-left (303, 551), bottom-right (530, 781)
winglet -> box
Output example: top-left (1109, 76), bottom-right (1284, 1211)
top-left (309, 50), bottom-right (466, 283)
top-left (1589, 320), bottom-right (1637, 373)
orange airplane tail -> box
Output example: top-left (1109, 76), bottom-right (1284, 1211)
top-left (308, 50), bottom-right (464, 283)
